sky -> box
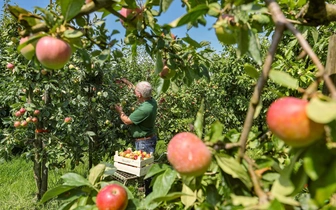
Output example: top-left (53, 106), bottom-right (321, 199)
top-left (1, 0), bottom-right (223, 52)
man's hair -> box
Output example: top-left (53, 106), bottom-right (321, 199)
top-left (136, 81), bottom-right (152, 98)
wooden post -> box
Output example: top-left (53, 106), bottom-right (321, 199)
top-left (322, 35), bottom-right (336, 95)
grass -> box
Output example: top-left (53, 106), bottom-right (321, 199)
top-left (0, 156), bottom-right (89, 210)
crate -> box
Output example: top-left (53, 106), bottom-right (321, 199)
top-left (113, 151), bottom-right (154, 177)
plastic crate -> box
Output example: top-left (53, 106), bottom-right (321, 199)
top-left (113, 151), bottom-right (154, 177)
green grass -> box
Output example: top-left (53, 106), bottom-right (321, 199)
top-left (0, 156), bottom-right (89, 210)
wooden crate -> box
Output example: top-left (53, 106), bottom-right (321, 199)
top-left (113, 151), bottom-right (154, 177)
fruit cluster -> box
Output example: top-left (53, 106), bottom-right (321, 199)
top-left (118, 148), bottom-right (151, 160)
top-left (13, 108), bottom-right (39, 128)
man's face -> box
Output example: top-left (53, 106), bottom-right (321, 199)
top-left (134, 88), bottom-right (141, 99)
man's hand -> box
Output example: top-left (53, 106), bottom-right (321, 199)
top-left (114, 104), bottom-right (123, 114)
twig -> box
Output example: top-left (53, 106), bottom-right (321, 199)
top-left (237, 6), bottom-right (285, 160)
top-left (244, 155), bottom-right (268, 204)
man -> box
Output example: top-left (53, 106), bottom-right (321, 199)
top-left (115, 80), bottom-right (157, 195)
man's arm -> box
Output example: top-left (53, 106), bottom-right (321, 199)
top-left (120, 112), bottom-right (133, 125)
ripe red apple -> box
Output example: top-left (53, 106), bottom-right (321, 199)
top-left (119, 7), bottom-right (143, 30)
top-left (33, 110), bottom-right (40, 116)
top-left (19, 107), bottom-right (26, 114)
top-left (167, 132), bottom-right (212, 176)
top-left (19, 36), bottom-right (36, 60)
top-left (7, 63), bottom-right (15, 70)
top-left (36, 36), bottom-right (72, 69)
top-left (14, 121), bottom-right (21, 128)
top-left (266, 97), bottom-right (325, 147)
top-left (64, 117), bottom-right (72, 123)
top-left (96, 184), bottom-right (128, 210)
top-left (15, 111), bottom-right (22, 117)
top-left (32, 117), bottom-right (38, 123)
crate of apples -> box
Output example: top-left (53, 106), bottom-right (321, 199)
top-left (113, 148), bottom-right (154, 177)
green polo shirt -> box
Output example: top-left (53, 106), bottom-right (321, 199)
top-left (129, 98), bottom-right (157, 138)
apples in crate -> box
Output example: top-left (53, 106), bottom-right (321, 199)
top-left (118, 148), bottom-right (152, 160)
top-left (114, 150), bottom-right (154, 177)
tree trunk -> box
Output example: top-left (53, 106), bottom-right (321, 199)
top-left (322, 35), bottom-right (336, 95)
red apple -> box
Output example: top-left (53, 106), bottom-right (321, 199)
top-left (32, 117), bottom-right (38, 123)
top-left (7, 63), bottom-right (15, 70)
top-left (96, 184), bottom-right (128, 210)
top-left (33, 110), bottom-right (40, 116)
top-left (21, 120), bottom-right (28, 127)
top-left (64, 117), bottom-right (72, 123)
top-left (15, 111), bottom-right (22, 117)
top-left (36, 36), bottom-right (72, 69)
top-left (14, 121), bottom-right (21, 128)
top-left (19, 107), bottom-right (26, 114)
top-left (167, 132), bottom-right (212, 176)
top-left (119, 7), bottom-right (143, 30)
top-left (19, 36), bottom-right (36, 60)
top-left (266, 97), bottom-right (325, 147)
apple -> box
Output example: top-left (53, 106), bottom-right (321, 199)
top-left (7, 63), bottom-right (15, 70)
top-left (14, 121), bottom-right (21, 128)
top-left (97, 91), bottom-right (102, 96)
top-left (167, 132), bottom-right (212, 176)
top-left (26, 117), bottom-right (32, 123)
top-left (15, 111), bottom-right (22, 117)
top-left (19, 107), bottom-right (26, 114)
top-left (125, 153), bottom-right (130, 158)
top-left (119, 151), bottom-right (125, 157)
top-left (159, 65), bottom-right (176, 80)
top-left (91, 97), bottom-right (96, 103)
top-left (36, 36), bottom-right (72, 69)
top-left (33, 110), bottom-right (40, 116)
top-left (133, 155), bottom-right (138, 160)
top-left (215, 14), bottom-right (237, 45)
top-left (19, 36), bottom-right (37, 60)
top-left (32, 117), bottom-right (38, 123)
top-left (21, 120), bottom-right (28, 127)
top-left (119, 7), bottom-right (143, 30)
top-left (96, 184), bottom-right (128, 210)
top-left (85, 0), bottom-right (92, 3)
top-left (41, 69), bottom-right (48, 75)
top-left (64, 117), bottom-right (72, 123)
top-left (266, 97), bottom-right (325, 147)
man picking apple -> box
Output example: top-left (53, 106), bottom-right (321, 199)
top-left (115, 80), bottom-right (157, 196)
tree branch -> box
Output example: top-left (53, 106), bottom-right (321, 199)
top-left (237, 0), bottom-right (286, 160)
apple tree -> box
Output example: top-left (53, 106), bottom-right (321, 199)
top-left (3, 0), bottom-right (336, 209)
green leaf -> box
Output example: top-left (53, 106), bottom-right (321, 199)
top-left (152, 168), bottom-right (177, 196)
top-left (231, 194), bottom-right (258, 206)
top-left (161, 0), bottom-right (173, 12)
top-left (268, 199), bottom-right (286, 210)
top-left (64, 30), bottom-right (84, 39)
top-left (244, 63), bottom-right (259, 79)
top-left (152, 192), bottom-right (189, 202)
top-left (40, 185), bottom-right (76, 203)
top-left (61, 173), bottom-right (93, 188)
top-left (206, 185), bottom-right (221, 206)
top-left (168, 5), bottom-right (208, 28)
top-left (207, 3), bottom-right (221, 17)
top-left (248, 30), bottom-right (262, 65)
top-left (290, 165), bottom-right (308, 196)
top-left (181, 183), bottom-right (197, 208)
top-left (215, 154), bottom-right (252, 189)
top-left (303, 143), bottom-right (332, 181)
top-left (57, 0), bottom-right (84, 21)
top-left (155, 52), bottom-right (163, 74)
top-left (145, 164), bottom-right (171, 179)
top-left (271, 176), bottom-right (294, 196)
top-left (194, 99), bottom-right (205, 138)
top-left (309, 160), bottom-right (336, 206)
top-left (88, 164), bottom-right (106, 185)
top-left (306, 97), bottom-right (336, 124)
top-left (157, 78), bottom-right (170, 94)
top-left (182, 35), bottom-right (201, 48)
top-left (269, 70), bottom-right (299, 89)
top-left (237, 27), bottom-right (249, 57)
top-left (204, 121), bottom-right (224, 143)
